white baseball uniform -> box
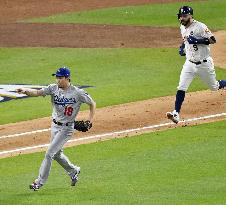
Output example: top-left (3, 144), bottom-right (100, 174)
top-left (178, 20), bottom-right (219, 91)
top-left (36, 84), bottom-right (94, 185)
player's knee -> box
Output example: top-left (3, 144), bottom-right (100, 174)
top-left (177, 86), bottom-right (187, 92)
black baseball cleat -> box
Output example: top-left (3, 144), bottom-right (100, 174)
top-left (29, 181), bottom-right (43, 191)
top-left (71, 167), bottom-right (81, 186)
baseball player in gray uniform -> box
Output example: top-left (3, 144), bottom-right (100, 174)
top-left (17, 67), bottom-right (96, 191)
top-left (166, 6), bottom-right (226, 123)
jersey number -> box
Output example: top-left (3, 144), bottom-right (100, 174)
top-left (64, 106), bottom-right (73, 116)
top-left (193, 44), bottom-right (198, 51)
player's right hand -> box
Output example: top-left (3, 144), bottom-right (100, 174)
top-left (179, 42), bottom-right (186, 56)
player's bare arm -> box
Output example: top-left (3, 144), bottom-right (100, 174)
top-left (16, 88), bottom-right (44, 97)
top-left (88, 100), bottom-right (96, 123)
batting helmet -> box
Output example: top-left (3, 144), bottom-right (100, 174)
top-left (177, 6), bottom-right (193, 19)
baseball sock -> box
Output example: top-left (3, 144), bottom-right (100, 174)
top-left (218, 80), bottom-right (226, 89)
top-left (175, 90), bottom-right (185, 113)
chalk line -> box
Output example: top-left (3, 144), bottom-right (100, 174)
top-left (0, 112), bottom-right (226, 156)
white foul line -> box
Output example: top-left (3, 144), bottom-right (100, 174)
top-left (0, 112), bottom-right (226, 156)
top-left (0, 128), bottom-right (51, 139)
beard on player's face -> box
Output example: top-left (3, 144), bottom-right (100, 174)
top-left (180, 15), bottom-right (192, 26)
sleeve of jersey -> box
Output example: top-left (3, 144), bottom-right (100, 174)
top-left (199, 23), bottom-right (213, 38)
top-left (78, 89), bottom-right (94, 105)
top-left (41, 84), bottom-right (54, 96)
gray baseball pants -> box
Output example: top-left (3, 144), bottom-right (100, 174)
top-left (37, 123), bottom-right (77, 185)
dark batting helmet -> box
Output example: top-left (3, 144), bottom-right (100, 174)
top-left (177, 6), bottom-right (193, 19)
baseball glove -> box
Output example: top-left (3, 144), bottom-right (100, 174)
top-left (74, 120), bottom-right (92, 132)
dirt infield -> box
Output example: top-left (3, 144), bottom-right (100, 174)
top-left (0, 0), bottom-right (225, 68)
top-left (1, 0), bottom-right (226, 158)
top-left (0, 23), bottom-right (181, 48)
top-left (0, 0), bottom-right (185, 48)
top-left (0, 0), bottom-right (194, 23)
top-left (1, 90), bottom-right (226, 158)
top-left (212, 31), bottom-right (226, 69)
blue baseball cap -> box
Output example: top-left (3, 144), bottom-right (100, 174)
top-left (52, 67), bottom-right (70, 77)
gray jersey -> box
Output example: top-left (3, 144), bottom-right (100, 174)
top-left (180, 20), bottom-right (213, 62)
top-left (41, 84), bottom-right (94, 123)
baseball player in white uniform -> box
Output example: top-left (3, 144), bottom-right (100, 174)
top-left (17, 67), bottom-right (96, 191)
top-left (166, 6), bottom-right (226, 123)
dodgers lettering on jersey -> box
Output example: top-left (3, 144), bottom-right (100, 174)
top-left (53, 95), bottom-right (77, 105)
top-left (180, 20), bottom-right (213, 62)
top-left (41, 84), bottom-right (94, 123)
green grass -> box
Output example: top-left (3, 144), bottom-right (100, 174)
top-left (1, 47), bottom-right (226, 124)
top-left (26, 0), bottom-right (226, 30)
top-left (1, 120), bottom-right (226, 204)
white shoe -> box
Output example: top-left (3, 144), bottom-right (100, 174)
top-left (29, 180), bottom-right (43, 191)
top-left (166, 110), bottom-right (180, 124)
top-left (71, 167), bottom-right (80, 186)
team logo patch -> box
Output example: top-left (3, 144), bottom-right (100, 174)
top-left (0, 84), bottom-right (94, 103)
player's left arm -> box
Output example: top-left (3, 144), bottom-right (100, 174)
top-left (74, 90), bottom-right (96, 132)
top-left (203, 24), bottom-right (216, 44)
top-left (87, 100), bottom-right (96, 123)
top-left (78, 89), bottom-right (96, 123)
top-left (187, 23), bottom-right (216, 45)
